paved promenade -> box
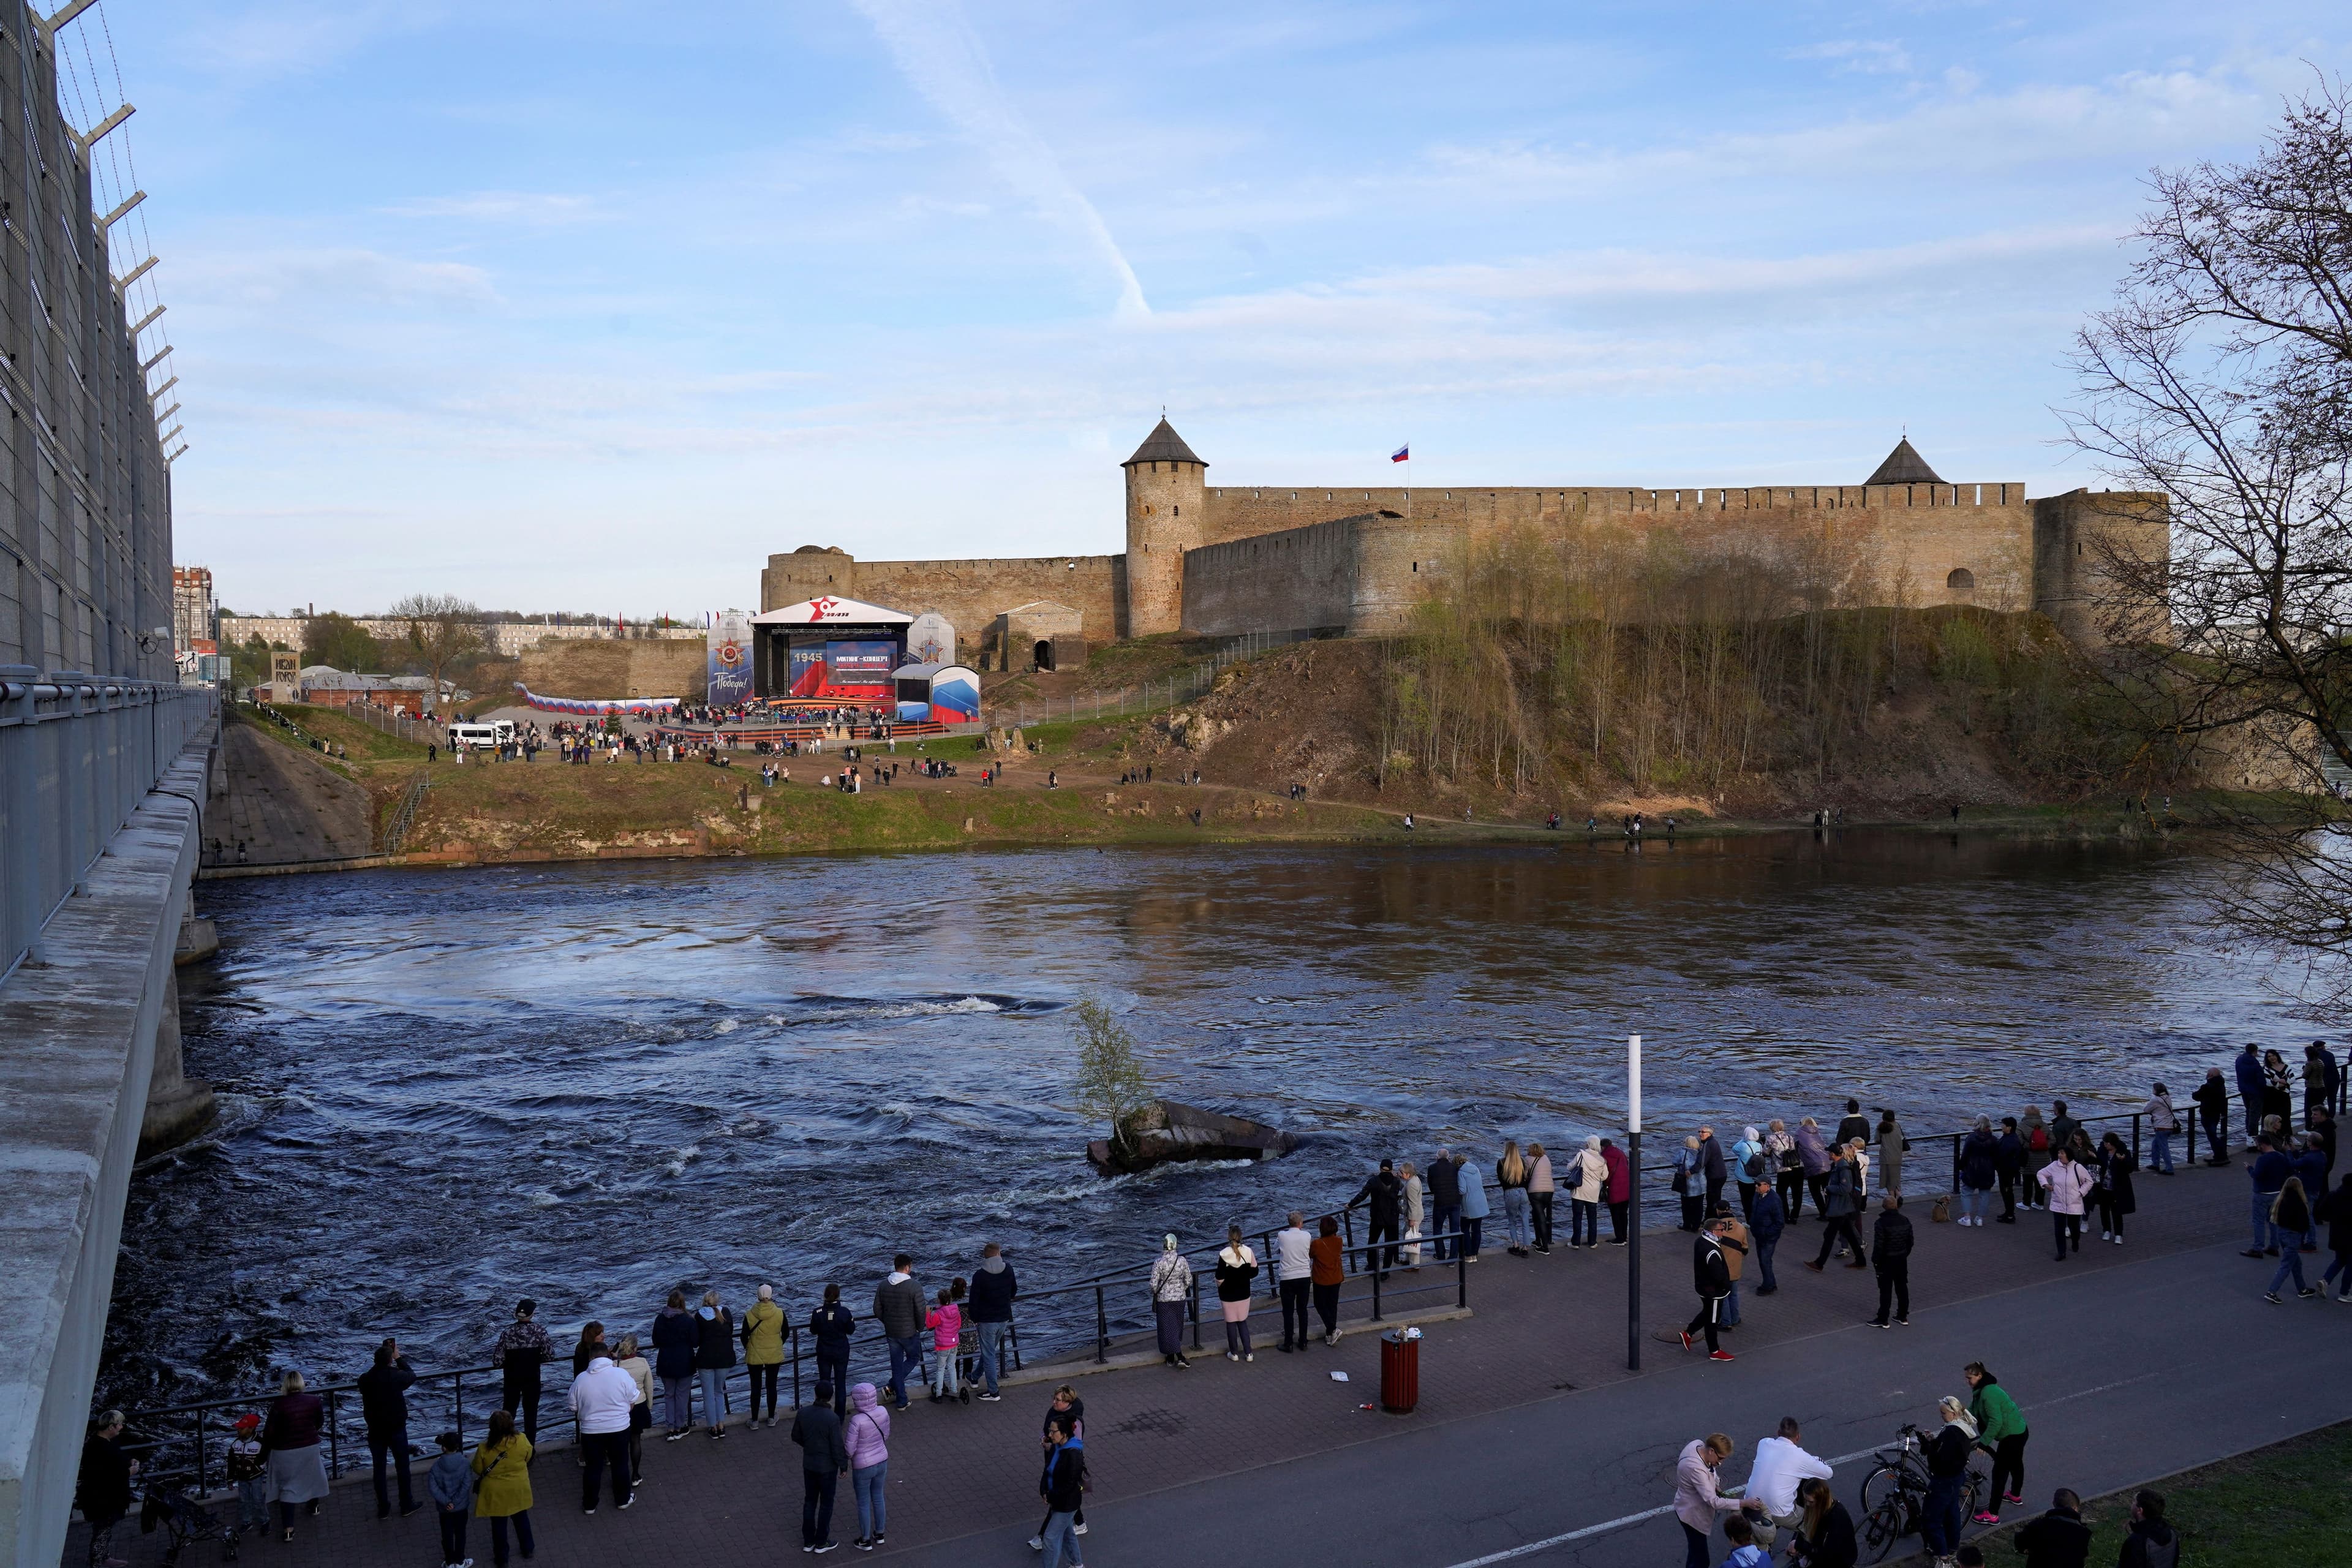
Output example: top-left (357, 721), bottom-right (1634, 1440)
top-left (69, 1149), bottom-right (2348, 1566)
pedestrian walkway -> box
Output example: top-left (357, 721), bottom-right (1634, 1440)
top-left (66, 1153), bottom-right (2326, 1566)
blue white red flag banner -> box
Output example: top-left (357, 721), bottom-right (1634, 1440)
top-left (513, 683), bottom-right (680, 716)
top-left (1392, 445), bottom-right (1409, 462)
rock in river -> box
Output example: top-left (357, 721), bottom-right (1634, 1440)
top-left (1086, 1099), bottom-right (1300, 1175)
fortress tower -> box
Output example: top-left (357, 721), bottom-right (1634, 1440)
top-left (1121, 417), bottom-right (1206, 637)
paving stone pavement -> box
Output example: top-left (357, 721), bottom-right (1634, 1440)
top-left (67, 1144), bottom-right (2286, 1567)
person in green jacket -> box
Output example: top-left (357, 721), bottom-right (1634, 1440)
top-left (1962, 1361), bottom-right (2027, 1525)
top-left (742, 1284), bottom-right (788, 1428)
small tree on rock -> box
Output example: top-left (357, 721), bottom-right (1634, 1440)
top-left (1072, 998), bottom-right (1151, 1155)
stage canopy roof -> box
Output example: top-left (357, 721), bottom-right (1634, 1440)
top-left (751, 596), bottom-right (914, 627)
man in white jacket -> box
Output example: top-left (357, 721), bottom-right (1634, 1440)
top-left (1741, 1416), bottom-right (1835, 1552)
top-left (570, 1355), bottom-right (639, 1515)
top-left (1275, 1212), bottom-right (1314, 1353)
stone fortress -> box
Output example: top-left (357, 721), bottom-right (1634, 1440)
top-left (760, 419), bottom-right (2168, 668)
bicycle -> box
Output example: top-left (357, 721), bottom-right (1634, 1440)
top-left (1856, 1423), bottom-right (1984, 1563)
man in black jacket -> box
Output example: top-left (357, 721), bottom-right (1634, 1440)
top-left (1995, 1117), bottom-right (2027, 1220)
top-left (1680, 1218), bottom-right (1735, 1360)
top-left (967, 1243), bottom-right (1018, 1401)
top-left (1834, 1099), bottom-right (1871, 1152)
top-left (1696, 1126), bottom-right (1730, 1215)
top-left (2192, 1068), bottom-right (2231, 1164)
top-left (808, 1285), bottom-right (856, 1415)
top-left (1427, 1150), bottom-right (1462, 1262)
top-left (77, 1411), bottom-right (137, 1566)
top-left (357, 1338), bottom-right (420, 1518)
top-left (1347, 1160), bottom-right (1404, 1279)
top-left (2117, 1490), bottom-right (2179, 1568)
top-left (1869, 1197), bottom-right (1915, 1327)
top-left (789, 1384), bottom-right (850, 1552)
top-left (2013, 1488), bottom-right (2092, 1568)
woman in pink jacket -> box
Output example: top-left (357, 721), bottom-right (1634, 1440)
top-left (1601, 1139), bottom-right (1632, 1245)
top-left (2037, 1145), bottom-right (2098, 1262)
top-left (845, 1382), bottom-right (892, 1550)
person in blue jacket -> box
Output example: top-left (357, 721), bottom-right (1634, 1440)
top-left (1457, 1154), bottom-right (1490, 1262)
top-left (2243, 1137), bottom-right (2291, 1257)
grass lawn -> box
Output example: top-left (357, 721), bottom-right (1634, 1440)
top-left (272, 703), bottom-right (435, 761)
top-left (1967, 1419), bottom-right (2352, 1566)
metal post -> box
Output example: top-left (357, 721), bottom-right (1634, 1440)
top-left (1950, 1133), bottom-right (1961, 1195)
top-left (790, 1327), bottom-right (802, 1409)
top-left (1627, 1033), bottom-right (1643, 1371)
top-left (1371, 1250), bottom-right (1382, 1322)
top-left (1190, 1273), bottom-right (1202, 1352)
top-left (2132, 1113), bottom-right (2142, 1164)
top-left (1095, 1285), bottom-right (1108, 1365)
top-left (2186, 1115), bottom-right (2197, 1166)
top-left (326, 1387), bottom-right (341, 1478)
top-left (454, 1372), bottom-right (465, 1449)
top-left (1456, 1243), bottom-right (1467, 1308)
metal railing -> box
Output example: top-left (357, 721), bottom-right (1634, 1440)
top-left (118, 1195), bottom-right (1471, 1495)
top-left (0, 671), bottom-right (216, 982)
top-left (379, 771), bottom-right (431, 855)
top-left (1621, 1098), bottom-right (2320, 1216)
top-left (118, 1088), bottom-right (2321, 1495)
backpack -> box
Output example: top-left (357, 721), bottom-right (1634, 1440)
top-left (1743, 1150), bottom-right (1768, 1181)
top-left (2028, 1126), bottom-right (2048, 1152)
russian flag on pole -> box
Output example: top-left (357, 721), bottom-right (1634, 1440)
top-left (1391, 445), bottom-right (1409, 462)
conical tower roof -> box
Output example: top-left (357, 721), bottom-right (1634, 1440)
top-left (1864, 437), bottom-right (1944, 486)
top-left (1123, 417), bottom-right (1205, 467)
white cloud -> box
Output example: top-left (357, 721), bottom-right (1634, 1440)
top-left (1789, 39), bottom-right (1915, 75)
top-left (176, 248), bottom-right (499, 310)
top-left (849, 0), bottom-right (1150, 319)
top-left (383, 192), bottom-right (605, 224)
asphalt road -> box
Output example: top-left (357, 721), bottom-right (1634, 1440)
top-left (892, 1238), bottom-right (2352, 1567)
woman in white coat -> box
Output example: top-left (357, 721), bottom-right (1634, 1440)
top-left (1569, 1136), bottom-right (1609, 1249)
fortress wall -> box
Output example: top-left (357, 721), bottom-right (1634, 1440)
top-left (1181, 516), bottom-right (1364, 636)
top-left (2032, 491), bottom-right (2173, 643)
top-left (1201, 481), bottom-right (2033, 544)
top-left (1200, 484), bottom-right (2037, 612)
top-left (853, 556), bottom-right (1125, 654)
top-left (762, 551), bottom-right (1126, 658)
top-left (1349, 514), bottom-right (1468, 635)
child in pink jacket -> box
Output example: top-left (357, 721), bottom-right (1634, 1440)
top-left (925, 1287), bottom-right (963, 1403)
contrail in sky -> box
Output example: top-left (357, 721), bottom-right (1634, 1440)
top-left (851, 0), bottom-right (1150, 319)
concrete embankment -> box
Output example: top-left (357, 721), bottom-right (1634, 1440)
top-left (0, 729), bottom-right (212, 1568)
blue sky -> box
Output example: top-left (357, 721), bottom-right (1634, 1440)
top-left (96, 0), bottom-right (2349, 617)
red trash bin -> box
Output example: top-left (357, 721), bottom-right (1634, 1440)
top-left (1379, 1329), bottom-right (1420, 1413)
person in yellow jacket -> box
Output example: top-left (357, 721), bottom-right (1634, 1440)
top-left (742, 1284), bottom-right (789, 1430)
top-left (470, 1409), bottom-right (535, 1567)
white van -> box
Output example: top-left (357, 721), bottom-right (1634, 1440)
top-left (448, 721), bottom-right (511, 748)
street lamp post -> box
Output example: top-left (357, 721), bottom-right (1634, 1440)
top-left (1627, 1032), bottom-right (1642, 1371)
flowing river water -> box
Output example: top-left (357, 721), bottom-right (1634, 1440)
top-left (105, 832), bottom-right (2300, 1413)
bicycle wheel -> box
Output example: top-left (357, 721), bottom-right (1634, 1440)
top-left (1858, 1462), bottom-right (1908, 1519)
top-left (1861, 1498), bottom-right (1910, 1564)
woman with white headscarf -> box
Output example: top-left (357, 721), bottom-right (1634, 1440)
top-left (1149, 1234), bottom-right (1193, 1368)
top-left (1570, 1136), bottom-right (1608, 1248)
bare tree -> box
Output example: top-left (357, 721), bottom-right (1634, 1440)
top-left (2062, 77), bottom-right (2352, 1010)
top-left (389, 594), bottom-right (486, 717)
top-left (1071, 998), bottom-right (1152, 1158)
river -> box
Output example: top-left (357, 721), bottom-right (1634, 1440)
top-left (104, 831), bottom-right (2297, 1412)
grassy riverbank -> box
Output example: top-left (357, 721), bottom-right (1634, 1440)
top-left (1964, 1419), bottom-right (2352, 1567)
top-left (211, 617), bottom-right (2304, 874)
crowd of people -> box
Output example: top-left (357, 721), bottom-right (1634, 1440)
top-left (76, 1045), bottom-right (2346, 1568)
